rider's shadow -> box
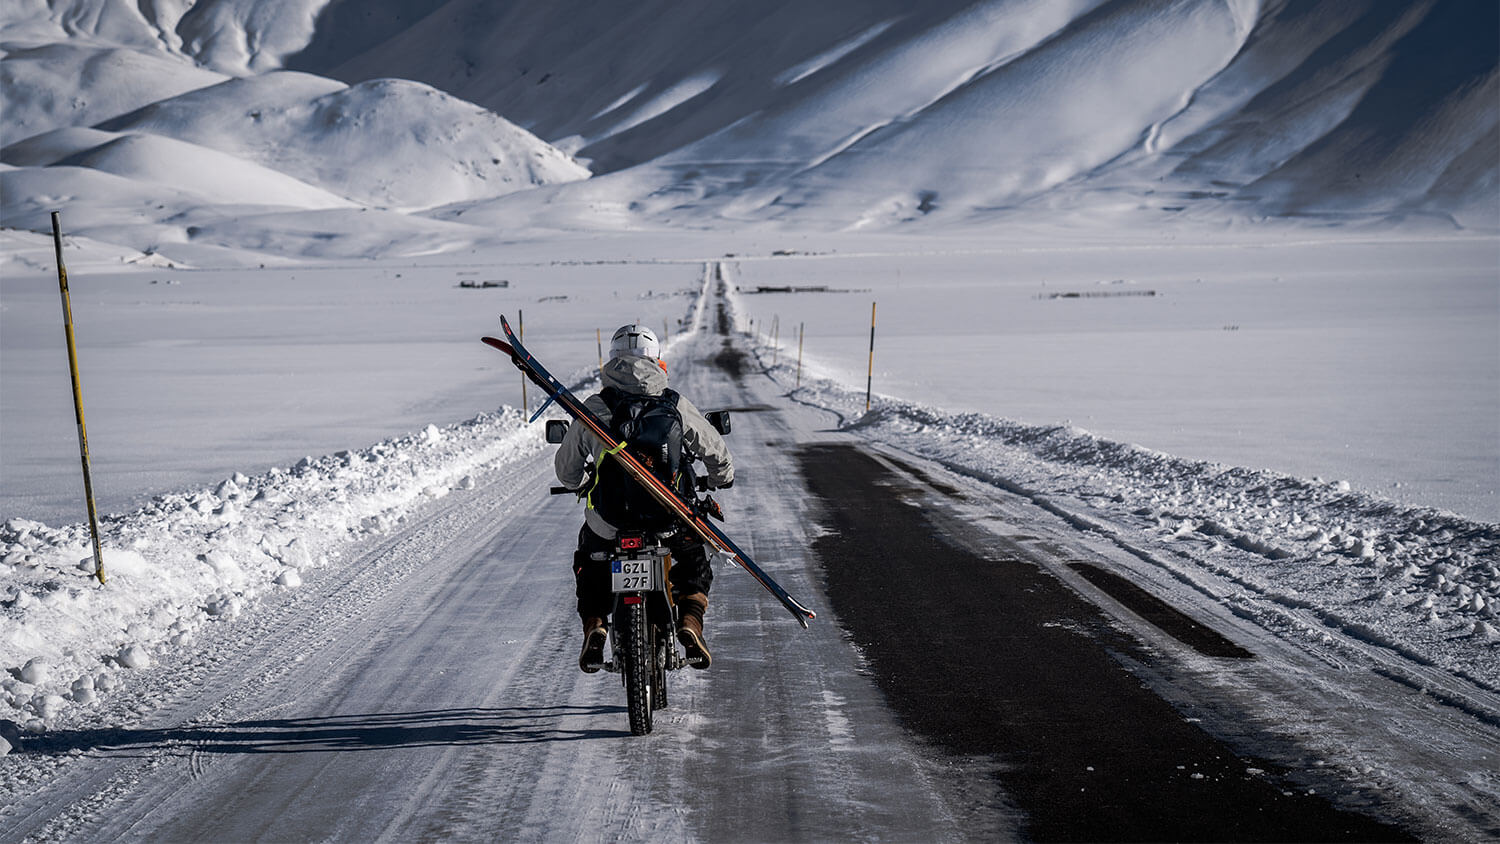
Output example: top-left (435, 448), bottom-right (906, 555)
top-left (12, 706), bottom-right (630, 756)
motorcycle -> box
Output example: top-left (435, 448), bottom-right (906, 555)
top-left (546, 410), bottom-right (731, 735)
top-left (599, 528), bottom-right (680, 735)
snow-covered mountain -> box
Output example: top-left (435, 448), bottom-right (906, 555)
top-left (2, 0), bottom-right (1496, 260)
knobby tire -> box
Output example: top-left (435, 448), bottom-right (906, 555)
top-left (624, 602), bottom-right (654, 735)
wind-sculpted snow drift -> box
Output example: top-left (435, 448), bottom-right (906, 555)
top-left (2, 0), bottom-right (1496, 262)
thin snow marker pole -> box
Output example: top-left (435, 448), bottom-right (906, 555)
top-left (663, 318), bottom-right (670, 346)
top-left (51, 212), bottom-right (106, 586)
top-left (519, 310), bottom-right (528, 416)
top-left (865, 301), bottom-right (876, 412)
top-left (796, 322), bottom-right (804, 389)
top-left (596, 328), bottom-right (603, 374)
top-left (772, 315), bottom-right (779, 367)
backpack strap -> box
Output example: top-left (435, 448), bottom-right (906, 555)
top-left (599, 386), bottom-right (678, 416)
top-left (586, 438), bottom-right (630, 513)
top-left (599, 386), bottom-right (624, 416)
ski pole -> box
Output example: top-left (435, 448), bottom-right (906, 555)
top-left (519, 310), bottom-right (528, 416)
top-left (51, 212), bottom-right (106, 585)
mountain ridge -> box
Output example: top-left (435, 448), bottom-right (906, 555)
top-left (1, 0), bottom-right (1494, 263)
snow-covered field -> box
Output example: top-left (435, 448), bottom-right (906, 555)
top-left (732, 234), bottom-right (1500, 521)
top-left (1, 246), bottom-right (709, 521)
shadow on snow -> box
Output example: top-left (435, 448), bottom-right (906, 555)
top-left (13, 706), bottom-right (631, 756)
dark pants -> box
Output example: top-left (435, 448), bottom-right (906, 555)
top-left (573, 525), bottom-right (713, 621)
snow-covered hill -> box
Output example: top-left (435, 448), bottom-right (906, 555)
top-left (1, 1), bottom-right (591, 264)
top-left (2, 0), bottom-right (1496, 264)
top-left (0, 42), bottom-right (227, 145)
top-left (0, 0), bottom-right (328, 74)
top-left (293, 0), bottom-right (1498, 231)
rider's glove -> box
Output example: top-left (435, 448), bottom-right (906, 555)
top-left (700, 495), bottom-right (725, 522)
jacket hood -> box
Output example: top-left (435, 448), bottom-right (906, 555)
top-left (601, 354), bottom-right (668, 395)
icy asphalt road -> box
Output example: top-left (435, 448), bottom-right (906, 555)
top-left (1, 272), bottom-right (1462, 841)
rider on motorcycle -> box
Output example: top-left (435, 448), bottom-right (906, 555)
top-left (554, 324), bottom-right (734, 672)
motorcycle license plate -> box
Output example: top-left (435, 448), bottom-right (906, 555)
top-left (611, 558), bottom-right (655, 592)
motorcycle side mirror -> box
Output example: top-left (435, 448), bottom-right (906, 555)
top-left (706, 410), bottom-right (731, 436)
top-left (545, 419), bottom-right (570, 444)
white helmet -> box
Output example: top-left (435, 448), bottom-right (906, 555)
top-left (609, 324), bottom-right (660, 360)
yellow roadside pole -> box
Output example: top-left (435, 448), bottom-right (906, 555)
top-left (865, 302), bottom-right (877, 412)
top-left (51, 212), bottom-right (106, 585)
top-left (796, 322), bottom-right (804, 389)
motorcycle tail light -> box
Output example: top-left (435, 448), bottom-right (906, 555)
top-left (619, 535), bottom-right (644, 551)
top-left (622, 595), bottom-right (643, 605)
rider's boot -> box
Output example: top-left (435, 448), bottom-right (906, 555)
top-left (676, 593), bottom-right (711, 669)
top-left (579, 616), bottom-right (608, 673)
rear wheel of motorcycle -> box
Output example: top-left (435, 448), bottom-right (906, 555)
top-left (624, 602), bottom-right (654, 735)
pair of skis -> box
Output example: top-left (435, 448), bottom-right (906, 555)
top-left (482, 316), bottom-right (815, 628)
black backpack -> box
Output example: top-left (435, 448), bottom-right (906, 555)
top-left (591, 387), bottom-right (696, 529)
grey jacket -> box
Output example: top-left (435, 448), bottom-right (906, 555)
top-left (555, 354), bottom-right (733, 538)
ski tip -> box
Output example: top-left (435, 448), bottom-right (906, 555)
top-left (481, 336), bottom-right (512, 352)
